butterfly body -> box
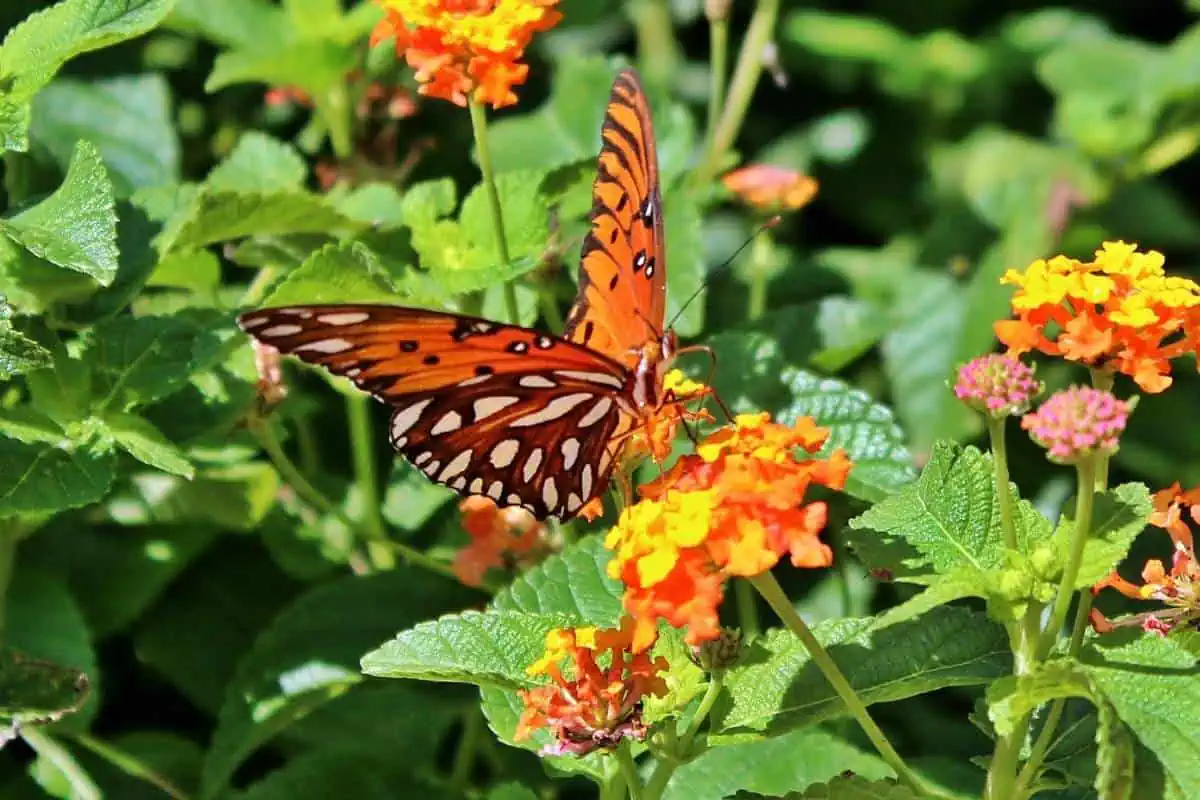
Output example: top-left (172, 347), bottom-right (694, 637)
top-left (239, 68), bottom-right (674, 520)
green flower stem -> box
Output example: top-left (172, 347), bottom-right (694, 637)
top-left (22, 729), bottom-right (101, 800)
top-left (746, 234), bottom-right (773, 322)
top-left (346, 393), bottom-right (394, 570)
top-left (705, 6), bottom-right (730, 145)
top-left (749, 571), bottom-right (927, 794)
top-left (615, 740), bottom-right (645, 800)
top-left (1036, 458), bottom-right (1097, 660)
top-left (249, 416), bottom-right (461, 583)
top-left (538, 284), bottom-right (566, 332)
top-left (985, 604), bottom-right (1044, 800)
top-left (734, 577), bottom-right (760, 637)
top-left (324, 83), bottom-right (354, 161)
top-left (643, 672), bottom-right (725, 799)
top-left (0, 519), bottom-right (28, 645)
top-left (630, 0), bottom-right (683, 91)
top-left (1089, 369), bottom-right (1114, 491)
top-left (449, 708), bottom-right (483, 793)
top-left (468, 98), bottom-right (521, 326)
top-left (693, 0), bottom-right (781, 185)
top-left (986, 417), bottom-right (1019, 551)
top-left (70, 733), bottom-right (190, 800)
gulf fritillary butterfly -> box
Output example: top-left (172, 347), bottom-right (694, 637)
top-left (238, 69), bottom-right (678, 520)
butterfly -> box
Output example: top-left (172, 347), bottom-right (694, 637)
top-left (238, 68), bottom-right (679, 520)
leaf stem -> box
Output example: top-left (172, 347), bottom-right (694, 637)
top-left (693, 0), bottom-right (781, 185)
top-left (22, 730), bottom-right (100, 800)
top-left (615, 740), bottom-right (645, 800)
top-left (468, 98), bottom-right (521, 326)
top-left (449, 708), bottom-right (483, 793)
top-left (249, 416), bottom-right (458, 582)
top-left (749, 571), bottom-right (926, 794)
top-left (69, 732), bottom-right (191, 800)
top-left (746, 234), bottom-right (772, 322)
top-left (346, 393), bottom-right (394, 570)
top-left (986, 417), bottom-right (1019, 551)
top-left (681, 671), bottom-right (725, 753)
top-left (733, 578), bottom-right (760, 637)
top-left (704, 1), bottom-right (731, 146)
top-left (0, 519), bottom-right (25, 645)
top-left (1036, 458), bottom-right (1096, 660)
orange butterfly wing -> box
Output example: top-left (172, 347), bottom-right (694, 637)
top-left (564, 68), bottom-right (666, 367)
top-left (239, 305), bottom-right (635, 519)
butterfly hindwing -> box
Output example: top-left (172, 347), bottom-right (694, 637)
top-left (238, 304), bottom-right (635, 518)
top-left (564, 68), bottom-right (666, 367)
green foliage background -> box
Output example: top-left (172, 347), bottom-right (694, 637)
top-left (2, 0), bottom-right (1200, 798)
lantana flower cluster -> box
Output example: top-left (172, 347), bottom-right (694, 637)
top-left (454, 496), bottom-right (552, 586)
top-left (516, 617), bottom-right (668, 756)
top-left (995, 240), bottom-right (1200, 393)
top-left (1091, 483), bottom-right (1200, 636)
top-left (605, 412), bottom-right (852, 651)
top-left (370, 0), bottom-right (561, 108)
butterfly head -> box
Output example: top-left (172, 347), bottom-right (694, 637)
top-left (631, 328), bottom-right (679, 410)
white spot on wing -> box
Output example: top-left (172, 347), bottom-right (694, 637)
top-left (579, 397), bottom-right (614, 428)
top-left (490, 439), bottom-right (520, 468)
top-left (561, 438), bottom-right (580, 470)
top-left (508, 493), bottom-right (522, 505)
top-left (473, 396), bottom-right (520, 421)
top-left (553, 370), bottom-right (624, 389)
top-left (277, 309), bottom-right (313, 318)
top-left (581, 464), bottom-right (593, 499)
top-left (241, 316), bottom-right (270, 330)
top-left (519, 375), bottom-right (556, 389)
top-left (261, 324), bottom-right (302, 337)
top-left (393, 436), bottom-right (407, 449)
top-left (487, 481), bottom-right (504, 501)
top-left (439, 450), bottom-right (472, 481)
top-left (451, 477), bottom-right (467, 490)
top-left (522, 448), bottom-right (543, 482)
top-left (414, 451), bottom-right (432, 465)
top-left (318, 311), bottom-right (371, 326)
top-left (458, 374), bottom-right (491, 387)
top-left (431, 410), bottom-right (463, 435)
top-left (510, 393), bottom-right (592, 427)
top-left (567, 493), bottom-right (583, 513)
top-left (422, 460), bottom-right (441, 476)
top-left (344, 367), bottom-right (362, 378)
top-left (543, 477), bottom-right (558, 512)
top-left (469, 478), bottom-right (484, 494)
top-left (392, 399), bottom-right (434, 439)
top-left (295, 338), bottom-right (354, 354)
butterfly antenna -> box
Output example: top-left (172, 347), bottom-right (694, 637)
top-left (667, 215), bottom-right (782, 329)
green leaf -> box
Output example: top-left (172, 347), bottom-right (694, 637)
top-left (848, 441), bottom-right (1052, 580)
top-left (1057, 483), bottom-right (1152, 589)
top-left (661, 727), bottom-right (891, 800)
top-left (0, 648), bottom-right (89, 729)
top-left (206, 132), bottom-right (307, 194)
top-left (5, 569), bottom-right (99, 729)
top-left (120, 463), bottom-right (279, 531)
top-left (987, 659), bottom-right (1134, 800)
top-left (879, 272), bottom-right (976, 456)
top-left (0, 437), bottom-right (114, 516)
top-left (29, 74), bottom-right (180, 196)
top-left (0, 0), bottom-right (177, 152)
top-left (156, 189), bottom-right (357, 253)
top-left (200, 570), bottom-right (476, 798)
top-left (206, 39), bottom-right (356, 97)
top-left (1081, 633), bottom-right (1200, 795)
top-left (795, 775), bottom-right (924, 799)
top-left (458, 170), bottom-right (551, 265)
top-left (102, 411), bottom-right (194, 478)
top-left (229, 749), bottom-right (451, 800)
top-left (716, 607), bottom-right (1010, 735)
top-left (0, 310), bottom-right (51, 379)
top-left (0, 141), bottom-right (118, 287)
top-left (260, 241), bottom-right (398, 306)
top-left (166, 0), bottom-right (285, 49)
top-left (88, 310), bottom-right (235, 411)
top-left (663, 186), bottom-right (705, 337)
top-left (486, 785), bottom-right (540, 800)
top-left (867, 567), bottom-right (983, 629)
top-left (360, 610), bottom-right (572, 689)
top-left (492, 535), bottom-right (624, 624)
top-left (381, 462), bottom-right (452, 532)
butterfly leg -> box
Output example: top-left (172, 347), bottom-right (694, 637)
top-left (676, 344), bottom-right (735, 421)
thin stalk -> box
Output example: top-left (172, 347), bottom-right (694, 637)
top-left (449, 708), bottom-right (483, 793)
top-left (746, 234), bottom-right (773, 322)
top-left (733, 578), bottom-right (760, 637)
top-left (987, 417), bottom-right (1019, 551)
top-left (680, 672), bottom-right (725, 753)
top-left (0, 520), bottom-right (23, 645)
top-left (704, 9), bottom-right (730, 145)
top-left (693, 0), bottom-right (782, 185)
top-left (346, 393), bottom-right (394, 570)
top-left (468, 99), bottom-right (521, 326)
top-left (539, 285), bottom-right (566, 333)
top-left (642, 674), bottom-right (723, 800)
top-left (22, 730), bottom-right (101, 800)
top-left (324, 83), bottom-right (354, 161)
top-left (749, 572), bottom-right (926, 793)
top-left (615, 741), bottom-right (645, 800)
top-left (1036, 459), bottom-right (1097, 660)
top-left (1089, 369), bottom-right (1114, 491)
top-left (249, 417), bottom-right (459, 582)
top-left (985, 604), bottom-right (1044, 800)
top-left (69, 733), bottom-right (190, 800)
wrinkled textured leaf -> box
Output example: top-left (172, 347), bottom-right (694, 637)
top-left (0, 438), bottom-right (115, 515)
top-left (1056, 483), bottom-right (1152, 589)
top-left (794, 775), bottom-right (923, 799)
top-left (207, 132), bottom-right (307, 193)
top-left (261, 241), bottom-right (397, 306)
top-left (492, 535), bottom-right (623, 624)
top-left (102, 411), bottom-right (195, 478)
top-left (156, 190), bottom-right (357, 252)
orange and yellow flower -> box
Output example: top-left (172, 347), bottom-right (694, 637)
top-left (370, 0), bottom-right (561, 109)
top-left (995, 241), bottom-right (1200, 393)
top-left (516, 616), bottom-right (668, 755)
top-left (629, 369), bottom-right (714, 464)
top-left (722, 165), bottom-right (819, 213)
top-left (605, 413), bottom-right (851, 651)
top-left (1090, 482), bottom-right (1200, 636)
top-left (454, 496), bottom-right (552, 586)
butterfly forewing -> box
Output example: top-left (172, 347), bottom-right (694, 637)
top-left (239, 304), bottom-right (635, 518)
top-left (564, 69), bottom-right (667, 367)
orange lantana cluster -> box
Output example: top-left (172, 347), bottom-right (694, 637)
top-left (605, 413), bottom-right (852, 651)
top-left (995, 241), bottom-right (1200, 393)
top-left (516, 617), bottom-right (668, 756)
top-left (370, 0), bottom-right (561, 109)
top-left (722, 165), bottom-right (819, 213)
top-left (454, 497), bottom-right (551, 586)
top-left (1091, 483), bottom-right (1200, 636)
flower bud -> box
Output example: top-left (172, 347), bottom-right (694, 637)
top-left (690, 627), bottom-right (742, 670)
top-left (953, 354), bottom-right (1041, 419)
top-left (1021, 386), bottom-right (1131, 464)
